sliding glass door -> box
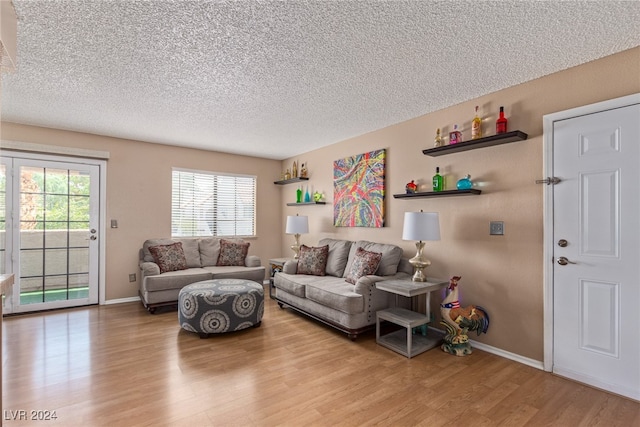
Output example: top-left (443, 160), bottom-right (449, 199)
top-left (2, 156), bottom-right (100, 313)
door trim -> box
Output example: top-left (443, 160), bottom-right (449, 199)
top-left (0, 149), bottom-right (107, 308)
top-left (542, 93), bottom-right (640, 372)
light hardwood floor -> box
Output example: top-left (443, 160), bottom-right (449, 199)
top-left (2, 297), bottom-right (639, 426)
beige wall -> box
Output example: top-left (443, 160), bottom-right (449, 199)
top-left (1, 47), bottom-right (638, 363)
top-left (278, 47), bottom-right (640, 361)
top-left (0, 125), bottom-right (284, 301)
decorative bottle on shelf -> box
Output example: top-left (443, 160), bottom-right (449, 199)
top-left (496, 106), bottom-right (508, 134)
top-left (432, 167), bottom-right (444, 192)
top-left (304, 186), bottom-right (311, 203)
top-left (434, 128), bottom-right (443, 147)
top-left (456, 174), bottom-right (473, 190)
top-left (296, 186), bottom-right (302, 203)
top-left (449, 124), bottom-right (462, 144)
top-left (471, 106), bottom-right (482, 140)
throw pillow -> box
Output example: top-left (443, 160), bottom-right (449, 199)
top-left (297, 244), bottom-right (329, 276)
top-left (217, 239), bottom-right (250, 266)
top-left (148, 242), bottom-right (188, 274)
top-left (345, 247), bottom-right (382, 284)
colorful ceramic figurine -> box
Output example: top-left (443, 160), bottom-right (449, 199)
top-left (405, 180), bottom-right (418, 194)
top-left (440, 276), bottom-right (490, 356)
top-left (313, 191), bottom-right (324, 202)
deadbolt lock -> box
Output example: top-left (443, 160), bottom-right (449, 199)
top-left (558, 239), bottom-right (568, 247)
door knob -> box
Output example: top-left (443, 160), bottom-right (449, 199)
top-left (90, 235), bottom-right (97, 240)
top-left (557, 256), bottom-right (576, 265)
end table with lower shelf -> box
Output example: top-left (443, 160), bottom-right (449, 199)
top-left (375, 278), bottom-right (448, 358)
top-left (268, 257), bottom-right (292, 299)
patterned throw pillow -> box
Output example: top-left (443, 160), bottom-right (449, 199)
top-left (297, 245), bottom-right (329, 276)
top-left (345, 247), bottom-right (382, 284)
top-left (217, 239), bottom-right (250, 266)
top-left (148, 242), bottom-right (188, 274)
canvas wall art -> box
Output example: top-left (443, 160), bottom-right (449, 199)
top-left (333, 149), bottom-right (386, 227)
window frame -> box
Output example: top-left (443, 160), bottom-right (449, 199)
top-left (171, 168), bottom-right (257, 238)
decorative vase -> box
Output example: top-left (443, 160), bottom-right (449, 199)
top-left (456, 175), bottom-right (473, 190)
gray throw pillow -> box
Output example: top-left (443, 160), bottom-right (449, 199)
top-left (178, 238), bottom-right (202, 268)
top-left (199, 237), bottom-right (221, 266)
top-left (318, 238), bottom-right (353, 277)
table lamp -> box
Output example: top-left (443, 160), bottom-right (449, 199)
top-left (285, 214), bottom-right (309, 259)
top-left (402, 211), bottom-right (441, 282)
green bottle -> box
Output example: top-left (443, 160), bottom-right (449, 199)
top-left (432, 167), bottom-right (444, 192)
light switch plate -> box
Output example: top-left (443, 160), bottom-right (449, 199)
top-left (490, 221), bottom-right (504, 235)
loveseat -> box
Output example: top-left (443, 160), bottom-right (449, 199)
top-left (273, 238), bottom-right (412, 339)
top-left (139, 237), bottom-right (265, 313)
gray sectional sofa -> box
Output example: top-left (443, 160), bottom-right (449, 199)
top-left (273, 238), bottom-right (412, 339)
top-left (139, 237), bottom-right (265, 313)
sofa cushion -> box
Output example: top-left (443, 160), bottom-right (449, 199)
top-left (305, 280), bottom-right (364, 314)
top-left (318, 238), bottom-right (353, 277)
top-left (344, 240), bottom-right (403, 277)
top-left (199, 237), bottom-right (221, 267)
top-left (273, 273), bottom-right (308, 298)
top-left (148, 242), bottom-right (188, 273)
top-left (217, 239), bottom-right (250, 266)
top-left (143, 268), bottom-right (212, 292)
top-left (178, 238), bottom-right (202, 268)
top-left (203, 265), bottom-right (266, 283)
top-left (297, 245), bottom-right (329, 276)
top-left (345, 247), bottom-right (382, 284)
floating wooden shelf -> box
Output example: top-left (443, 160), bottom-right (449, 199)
top-left (274, 177), bottom-right (309, 185)
top-left (286, 201), bottom-right (327, 206)
top-left (422, 130), bottom-right (528, 157)
top-left (393, 189), bottom-right (481, 199)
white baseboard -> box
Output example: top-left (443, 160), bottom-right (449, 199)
top-left (425, 325), bottom-right (544, 370)
top-left (104, 296), bottom-right (140, 305)
top-left (469, 339), bottom-right (544, 370)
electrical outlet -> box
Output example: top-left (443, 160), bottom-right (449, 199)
top-left (490, 221), bottom-right (504, 235)
top-left (129, 273), bottom-right (136, 282)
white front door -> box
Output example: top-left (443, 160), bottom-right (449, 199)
top-left (1, 156), bottom-right (101, 313)
top-left (547, 96), bottom-right (640, 400)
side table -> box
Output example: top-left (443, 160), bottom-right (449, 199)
top-left (268, 257), bottom-right (292, 299)
top-left (375, 278), bottom-right (448, 358)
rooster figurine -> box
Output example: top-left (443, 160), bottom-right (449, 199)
top-left (440, 276), bottom-right (490, 356)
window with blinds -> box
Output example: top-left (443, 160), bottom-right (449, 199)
top-left (171, 169), bottom-right (256, 238)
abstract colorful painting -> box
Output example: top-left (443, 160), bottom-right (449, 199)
top-left (333, 149), bottom-right (386, 227)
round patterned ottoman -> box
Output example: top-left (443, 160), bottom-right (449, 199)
top-left (178, 278), bottom-right (264, 338)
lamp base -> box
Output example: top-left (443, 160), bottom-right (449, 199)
top-left (408, 241), bottom-right (431, 282)
top-left (290, 233), bottom-right (301, 259)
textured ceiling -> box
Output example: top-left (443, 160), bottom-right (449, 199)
top-left (1, 1), bottom-right (639, 160)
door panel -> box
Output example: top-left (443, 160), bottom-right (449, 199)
top-left (580, 169), bottom-right (619, 256)
top-left (553, 103), bottom-right (640, 400)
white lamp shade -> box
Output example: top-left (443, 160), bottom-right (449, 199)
top-left (402, 212), bottom-right (440, 241)
top-left (285, 215), bottom-right (309, 234)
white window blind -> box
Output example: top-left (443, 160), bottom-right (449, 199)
top-left (171, 169), bottom-right (256, 238)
